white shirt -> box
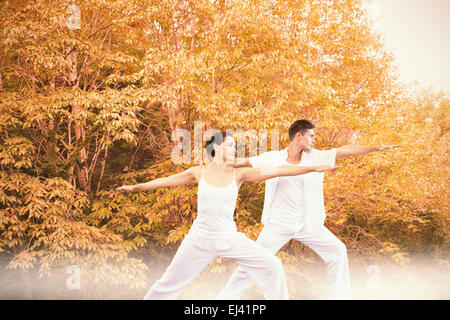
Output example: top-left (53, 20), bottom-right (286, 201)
top-left (250, 148), bottom-right (337, 232)
top-left (269, 159), bottom-right (306, 229)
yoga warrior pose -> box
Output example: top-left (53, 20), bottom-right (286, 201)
top-left (217, 120), bottom-right (401, 300)
top-left (117, 131), bottom-right (340, 300)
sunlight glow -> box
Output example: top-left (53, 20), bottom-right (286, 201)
top-left (369, 0), bottom-right (450, 91)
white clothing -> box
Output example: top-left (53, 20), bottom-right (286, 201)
top-left (216, 148), bottom-right (352, 300)
top-left (216, 223), bottom-right (352, 300)
top-left (143, 167), bottom-right (289, 300)
top-left (189, 167), bottom-right (238, 238)
top-left (144, 231), bottom-right (289, 300)
top-left (269, 159), bottom-right (306, 229)
top-left (250, 148), bottom-right (336, 232)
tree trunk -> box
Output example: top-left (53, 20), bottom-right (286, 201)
top-left (67, 49), bottom-right (90, 192)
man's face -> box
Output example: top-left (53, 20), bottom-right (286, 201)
top-left (296, 129), bottom-right (315, 151)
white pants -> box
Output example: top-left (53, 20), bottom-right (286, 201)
top-left (143, 231), bottom-right (289, 300)
top-left (216, 223), bottom-right (352, 300)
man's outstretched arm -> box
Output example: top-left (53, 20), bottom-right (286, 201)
top-left (336, 144), bottom-right (402, 159)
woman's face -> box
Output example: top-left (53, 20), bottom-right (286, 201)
top-left (214, 136), bottom-right (236, 162)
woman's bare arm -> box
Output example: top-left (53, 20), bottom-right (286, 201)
top-left (117, 167), bottom-right (196, 192)
top-left (229, 157), bottom-right (252, 168)
top-left (240, 165), bottom-right (340, 183)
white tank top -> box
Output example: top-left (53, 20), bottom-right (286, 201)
top-left (189, 166), bottom-right (239, 238)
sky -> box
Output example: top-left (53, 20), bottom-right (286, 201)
top-left (368, 0), bottom-right (450, 92)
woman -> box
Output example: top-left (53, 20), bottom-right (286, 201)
top-left (117, 132), bottom-right (340, 300)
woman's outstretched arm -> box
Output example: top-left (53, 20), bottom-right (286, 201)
top-left (117, 167), bottom-right (196, 192)
top-left (240, 165), bottom-right (341, 183)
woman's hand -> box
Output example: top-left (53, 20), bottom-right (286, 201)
top-left (116, 185), bottom-right (135, 192)
top-left (115, 168), bottom-right (197, 193)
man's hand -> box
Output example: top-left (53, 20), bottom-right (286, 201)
top-left (376, 145), bottom-right (403, 152)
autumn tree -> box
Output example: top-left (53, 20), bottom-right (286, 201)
top-left (0, 0), bottom-right (153, 298)
top-left (0, 0), bottom-right (447, 299)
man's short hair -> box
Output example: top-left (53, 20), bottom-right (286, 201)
top-left (288, 120), bottom-right (315, 141)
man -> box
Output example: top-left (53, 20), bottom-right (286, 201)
top-left (217, 120), bottom-right (401, 300)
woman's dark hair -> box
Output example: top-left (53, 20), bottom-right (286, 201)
top-left (288, 120), bottom-right (315, 141)
top-left (205, 131), bottom-right (233, 158)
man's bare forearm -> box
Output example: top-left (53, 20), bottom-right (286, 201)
top-left (337, 145), bottom-right (379, 158)
top-left (336, 144), bottom-right (401, 159)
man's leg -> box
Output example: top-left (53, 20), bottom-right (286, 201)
top-left (220, 233), bottom-right (289, 300)
top-left (293, 225), bottom-right (352, 299)
top-left (216, 224), bottom-right (292, 299)
top-left (143, 234), bottom-right (216, 300)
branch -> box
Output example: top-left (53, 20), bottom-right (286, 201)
top-left (95, 147), bottom-right (108, 196)
top-left (64, 23), bottom-right (113, 59)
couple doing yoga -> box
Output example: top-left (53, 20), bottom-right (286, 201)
top-left (117, 120), bottom-right (400, 300)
